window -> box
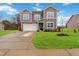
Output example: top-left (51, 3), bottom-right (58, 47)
top-left (47, 12), bottom-right (54, 19)
top-left (48, 23), bottom-right (53, 27)
top-left (23, 14), bottom-right (29, 20)
top-left (34, 14), bottom-right (41, 20)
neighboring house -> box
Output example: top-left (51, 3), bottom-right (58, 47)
top-left (20, 6), bottom-right (57, 31)
top-left (0, 23), bottom-right (4, 30)
top-left (66, 14), bottom-right (79, 28)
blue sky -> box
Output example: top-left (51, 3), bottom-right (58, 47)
top-left (0, 3), bottom-right (79, 26)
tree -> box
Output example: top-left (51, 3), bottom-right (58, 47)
top-left (2, 20), bottom-right (18, 30)
top-left (2, 20), bottom-right (11, 30)
top-left (0, 14), bottom-right (4, 22)
top-left (16, 13), bottom-right (21, 31)
top-left (61, 14), bottom-right (64, 32)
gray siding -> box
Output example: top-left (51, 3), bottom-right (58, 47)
top-left (20, 6), bottom-right (57, 31)
top-left (67, 15), bottom-right (79, 28)
top-left (43, 7), bottom-right (57, 29)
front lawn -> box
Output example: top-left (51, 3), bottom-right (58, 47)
top-left (33, 28), bottom-right (79, 49)
top-left (0, 30), bottom-right (18, 36)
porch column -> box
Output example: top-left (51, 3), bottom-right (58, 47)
top-left (38, 23), bottom-right (40, 31)
top-left (43, 22), bottom-right (45, 31)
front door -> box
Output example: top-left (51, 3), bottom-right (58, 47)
top-left (39, 23), bottom-right (43, 31)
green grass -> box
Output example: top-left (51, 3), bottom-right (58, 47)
top-left (0, 30), bottom-right (18, 36)
top-left (33, 28), bottom-right (79, 49)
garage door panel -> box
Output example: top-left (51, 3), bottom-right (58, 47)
top-left (23, 24), bottom-right (38, 31)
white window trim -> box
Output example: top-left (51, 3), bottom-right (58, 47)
top-left (47, 12), bottom-right (54, 19)
top-left (23, 13), bottom-right (29, 20)
top-left (46, 22), bottom-right (54, 29)
top-left (34, 14), bottom-right (41, 20)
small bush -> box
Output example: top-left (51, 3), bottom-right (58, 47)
top-left (44, 29), bottom-right (57, 32)
top-left (37, 30), bottom-right (39, 32)
top-left (73, 29), bottom-right (77, 33)
top-left (57, 27), bottom-right (61, 32)
top-left (57, 33), bottom-right (69, 36)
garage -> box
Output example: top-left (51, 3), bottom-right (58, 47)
top-left (23, 23), bottom-right (38, 31)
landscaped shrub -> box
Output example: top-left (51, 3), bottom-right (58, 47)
top-left (53, 29), bottom-right (57, 32)
top-left (44, 29), bottom-right (52, 32)
top-left (37, 30), bottom-right (39, 32)
top-left (57, 27), bottom-right (61, 32)
top-left (44, 29), bottom-right (57, 32)
top-left (73, 29), bottom-right (77, 33)
top-left (57, 33), bottom-right (69, 36)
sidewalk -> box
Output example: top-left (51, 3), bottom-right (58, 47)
top-left (0, 32), bottom-right (79, 56)
top-left (0, 48), bottom-right (79, 56)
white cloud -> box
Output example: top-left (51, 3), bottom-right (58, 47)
top-left (57, 15), bottom-right (70, 26)
top-left (35, 3), bottom-right (40, 7)
top-left (33, 3), bottom-right (42, 11)
top-left (33, 7), bottom-right (42, 11)
top-left (63, 3), bottom-right (71, 5)
top-left (0, 4), bottom-right (18, 15)
top-left (32, 3), bottom-right (40, 7)
top-left (58, 10), bottom-right (65, 16)
top-left (36, 8), bottom-right (41, 11)
top-left (57, 10), bottom-right (70, 26)
top-left (7, 3), bottom-right (12, 5)
top-left (7, 11), bottom-right (16, 15)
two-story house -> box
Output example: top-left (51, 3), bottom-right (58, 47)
top-left (20, 6), bottom-right (57, 31)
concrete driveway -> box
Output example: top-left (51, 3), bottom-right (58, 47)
top-left (0, 31), bottom-right (79, 56)
top-left (0, 31), bottom-right (35, 49)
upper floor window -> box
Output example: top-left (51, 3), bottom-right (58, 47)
top-left (34, 14), bottom-right (41, 20)
top-left (23, 14), bottom-right (29, 20)
top-left (47, 12), bottom-right (54, 19)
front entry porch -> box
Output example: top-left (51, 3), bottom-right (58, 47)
top-left (39, 23), bottom-right (44, 31)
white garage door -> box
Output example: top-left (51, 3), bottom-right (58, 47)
top-left (23, 24), bottom-right (38, 31)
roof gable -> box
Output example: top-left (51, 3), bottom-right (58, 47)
top-left (20, 9), bottom-right (32, 13)
top-left (66, 14), bottom-right (79, 25)
top-left (44, 6), bottom-right (57, 11)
